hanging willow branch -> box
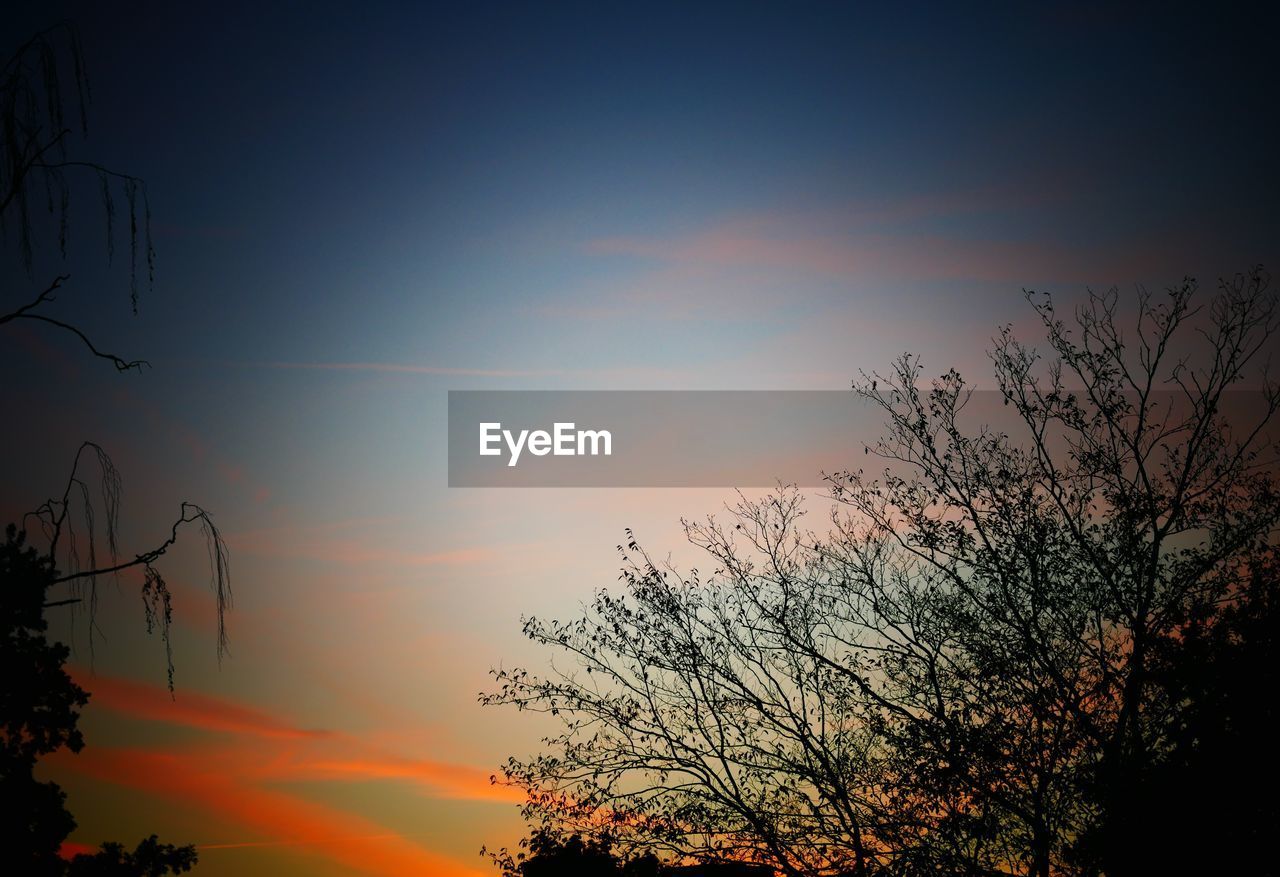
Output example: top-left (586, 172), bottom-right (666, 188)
top-left (3, 26), bottom-right (229, 691)
top-left (25, 442), bottom-right (232, 689)
top-left (0, 275), bottom-right (150, 370)
top-left (1, 21), bottom-right (156, 353)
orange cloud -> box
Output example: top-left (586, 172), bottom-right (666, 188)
top-left (73, 670), bottom-right (329, 740)
top-left (53, 672), bottom-right (521, 875)
top-left (75, 671), bottom-right (516, 803)
top-left (58, 841), bottom-right (96, 860)
top-left (60, 747), bottom-right (489, 877)
top-left (281, 756), bottom-right (522, 804)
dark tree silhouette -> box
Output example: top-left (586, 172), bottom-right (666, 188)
top-left (485, 828), bottom-right (771, 877)
top-left (1, 22), bottom-right (230, 678)
top-left (0, 526), bottom-right (83, 875)
top-left (25, 441), bottom-right (231, 687)
top-left (2, 22), bottom-right (154, 367)
top-left (485, 829), bottom-right (637, 877)
top-left (1070, 558), bottom-right (1279, 875)
top-left (2, 23), bottom-right (228, 872)
top-left (484, 269), bottom-right (1279, 877)
top-left (66, 835), bottom-right (197, 876)
top-left (1, 527), bottom-right (197, 874)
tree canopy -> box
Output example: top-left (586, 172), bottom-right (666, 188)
top-left (2, 23), bottom-right (226, 872)
top-left (484, 268), bottom-right (1279, 877)
top-left (0, 526), bottom-right (197, 874)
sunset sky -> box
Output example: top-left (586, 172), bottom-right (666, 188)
top-left (3, 2), bottom-right (1278, 875)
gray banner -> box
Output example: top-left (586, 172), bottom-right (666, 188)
top-left (447, 390), bottom-right (1276, 487)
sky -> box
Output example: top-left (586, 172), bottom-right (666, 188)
top-left (3, 2), bottom-right (1278, 875)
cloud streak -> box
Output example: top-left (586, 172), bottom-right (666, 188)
top-left (61, 747), bottom-right (489, 877)
top-left (75, 671), bottom-right (330, 740)
top-left (221, 517), bottom-right (509, 569)
top-left (55, 672), bottom-right (519, 875)
top-left (587, 224), bottom-right (1176, 286)
top-left (249, 361), bottom-right (565, 377)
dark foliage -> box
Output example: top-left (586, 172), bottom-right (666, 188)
top-left (1073, 561), bottom-right (1280, 875)
top-left (0, 525), bottom-right (85, 875)
top-left (487, 828), bottom-right (772, 877)
top-left (1, 22), bottom-right (154, 315)
top-left (0, 526), bottom-right (197, 874)
top-left (66, 836), bottom-right (197, 876)
top-left (2, 24), bottom-right (231, 683)
top-left (2, 23), bottom-right (229, 874)
top-left (485, 269), bottom-right (1280, 877)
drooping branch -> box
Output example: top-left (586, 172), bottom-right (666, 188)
top-left (0, 278), bottom-right (150, 371)
top-left (27, 443), bottom-right (232, 688)
top-left (3, 21), bottom-right (155, 320)
top-left (10, 310), bottom-right (149, 371)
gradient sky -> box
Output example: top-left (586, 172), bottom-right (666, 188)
top-left (3, 3), bottom-right (1279, 875)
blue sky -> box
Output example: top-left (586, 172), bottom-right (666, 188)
top-left (3, 3), bottom-right (1278, 875)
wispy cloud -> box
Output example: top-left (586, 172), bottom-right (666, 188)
top-left (56, 673), bottom-right (516, 875)
top-left (557, 187), bottom-right (1190, 327)
top-left (78, 672), bottom-right (513, 799)
top-left (75, 671), bottom-right (330, 740)
top-left (248, 361), bottom-right (565, 377)
top-left (221, 517), bottom-right (508, 569)
top-left (275, 755), bottom-right (520, 803)
top-left (586, 225), bottom-right (1172, 286)
top-left (60, 747), bottom-right (489, 877)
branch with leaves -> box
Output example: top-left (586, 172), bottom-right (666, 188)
top-left (2, 24), bottom-right (231, 689)
top-left (485, 269), bottom-right (1280, 877)
top-left (2, 22), bottom-right (156, 369)
top-left (23, 441), bottom-right (231, 689)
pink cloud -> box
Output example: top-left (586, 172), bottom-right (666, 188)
top-left (221, 517), bottom-right (504, 569)
top-left (274, 755), bottom-right (521, 803)
top-left (59, 747), bottom-right (489, 877)
top-left (251, 361), bottom-right (565, 377)
top-left (74, 671), bottom-right (515, 803)
top-left (587, 224), bottom-right (1177, 286)
top-left (53, 671), bottom-right (521, 875)
top-left (74, 670), bottom-right (330, 740)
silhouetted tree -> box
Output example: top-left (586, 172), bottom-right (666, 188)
top-left (2, 22), bottom-right (227, 872)
top-left (486, 829), bottom-right (629, 877)
top-left (66, 835), bottom-right (197, 876)
top-left (484, 828), bottom-right (744, 877)
top-left (1, 22), bottom-right (230, 677)
top-left (0, 526), bottom-right (82, 875)
top-left (1, 526), bottom-right (197, 874)
top-left (1070, 558), bottom-right (1279, 874)
top-left (2, 22), bottom-right (153, 368)
top-left (485, 268), bottom-right (1279, 877)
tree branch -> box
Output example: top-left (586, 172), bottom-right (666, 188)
top-left (0, 274), bottom-right (68, 322)
top-left (4, 309), bottom-right (149, 372)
